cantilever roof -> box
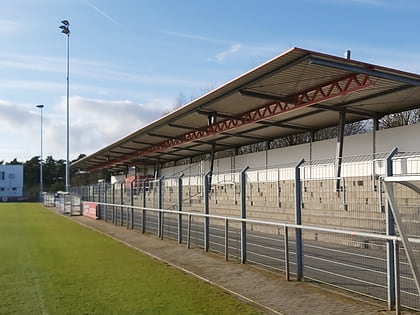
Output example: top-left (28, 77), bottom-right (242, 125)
top-left (73, 47), bottom-right (420, 172)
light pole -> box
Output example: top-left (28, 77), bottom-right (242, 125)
top-left (36, 104), bottom-right (44, 201)
top-left (59, 19), bottom-right (70, 192)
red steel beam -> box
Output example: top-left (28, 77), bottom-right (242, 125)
top-left (87, 73), bottom-right (374, 172)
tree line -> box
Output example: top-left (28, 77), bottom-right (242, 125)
top-left (0, 154), bottom-right (85, 198)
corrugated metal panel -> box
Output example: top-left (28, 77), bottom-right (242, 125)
top-left (73, 47), bottom-right (420, 172)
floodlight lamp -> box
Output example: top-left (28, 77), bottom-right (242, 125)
top-left (59, 25), bottom-right (70, 35)
top-left (61, 20), bottom-right (69, 26)
top-left (36, 104), bottom-right (44, 109)
top-left (207, 112), bottom-right (217, 125)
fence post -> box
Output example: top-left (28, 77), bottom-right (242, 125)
top-left (112, 183), bottom-right (116, 224)
top-left (120, 182), bottom-right (124, 226)
top-left (102, 182), bottom-right (106, 205)
top-left (393, 239), bottom-right (401, 315)
top-left (295, 159), bottom-right (305, 281)
top-left (98, 184), bottom-right (101, 205)
top-left (178, 174), bottom-right (184, 244)
top-left (225, 218), bottom-right (229, 261)
top-left (104, 184), bottom-right (108, 222)
top-left (240, 166), bottom-right (249, 264)
top-left (158, 177), bottom-right (164, 239)
top-left (204, 171), bottom-right (211, 252)
top-left (142, 179), bottom-right (147, 234)
top-left (386, 147), bottom-right (398, 310)
top-left (187, 214), bottom-right (192, 249)
top-left (92, 185), bottom-right (95, 202)
top-left (130, 180), bottom-right (134, 229)
top-left (283, 225), bottom-right (290, 281)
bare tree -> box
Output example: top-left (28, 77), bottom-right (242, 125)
top-left (172, 92), bottom-right (187, 110)
top-left (380, 108), bottom-right (420, 129)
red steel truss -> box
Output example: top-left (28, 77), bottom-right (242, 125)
top-left (87, 73), bottom-right (374, 171)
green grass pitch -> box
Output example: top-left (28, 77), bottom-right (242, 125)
top-left (0, 203), bottom-right (260, 314)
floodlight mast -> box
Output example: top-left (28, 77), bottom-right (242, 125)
top-left (59, 20), bottom-right (70, 192)
top-left (36, 104), bottom-right (44, 201)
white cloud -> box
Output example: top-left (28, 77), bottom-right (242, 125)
top-left (0, 100), bottom-right (34, 129)
top-left (213, 44), bottom-right (243, 62)
top-left (0, 96), bottom-right (173, 162)
top-left (86, 0), bottom-right (122, 28)
top-left (0, 55), bottom-right (62, 72)
top-left (59, 96), bottom-right (173, 157)
top-left (0, 100), bottom-right (41, 162)
top-left (0, 54), bottom-right (206, 88)
top-left (350, 0), bottom-right (390, 6)
top-left (160, 30), bottom-right (228, 45)
top-left (0, 20), bottom-right (20, 34)
top-left (0, 79), bottom-right (63, 91)
top-left (317, 0), bottom-right (414, 10)
top-left (205, 43), bottom-right (285, 64)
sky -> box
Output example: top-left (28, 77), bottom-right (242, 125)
top-left (1, 0), bottom-right (420, 163)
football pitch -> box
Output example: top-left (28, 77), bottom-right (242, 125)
top-left (0, 203), bottom-right (260, 314)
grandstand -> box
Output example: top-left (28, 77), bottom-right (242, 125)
top-left (71, 47), bottom-right (420, 311)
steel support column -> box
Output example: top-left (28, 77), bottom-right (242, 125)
top-left (208, 143), bottom-right (216, 188)
top-left (372, 117), bottom-right (380, 191)
top-left (335, 112), bottom-right (345, 191)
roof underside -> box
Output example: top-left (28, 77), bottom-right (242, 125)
top-left (73, 47), bottom-right (420, 172)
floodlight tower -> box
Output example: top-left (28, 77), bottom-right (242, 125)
top-left (36, 104), bottom-right (44, 201)
top-left (59, 20), bottom-right (70, 192)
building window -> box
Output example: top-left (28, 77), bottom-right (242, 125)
top-left (0, 172), bottom-right (4, 181)
top-left (12, 187), bottom-right (17, 191)
top-left (0, 187), bottom-right (4, 191)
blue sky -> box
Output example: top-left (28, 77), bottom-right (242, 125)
top-left (1, 0), bottom-right (420, 162)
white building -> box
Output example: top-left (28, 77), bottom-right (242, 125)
top-left (0, 165), bottom-right (24, 201)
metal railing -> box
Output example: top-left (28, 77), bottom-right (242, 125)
top-left (92, 201), bottom-right (419, 313)
top-left (70, 148), bottom-right (420, 312)
top-left (43, 193), bottom-right (55, 207)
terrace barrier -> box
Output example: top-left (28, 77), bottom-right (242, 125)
top-left (70, 148), bottom-right (420, 312)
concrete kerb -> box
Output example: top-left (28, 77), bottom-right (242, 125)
top-left (48, 207), bottom-right (417, 315)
